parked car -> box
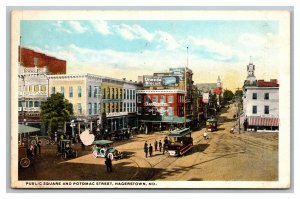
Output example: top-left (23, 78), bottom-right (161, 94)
top-left (56, 139), bottom-right (78, 159)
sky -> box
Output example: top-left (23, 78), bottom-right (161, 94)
top-left (20, 20), bottom-right (280, 90)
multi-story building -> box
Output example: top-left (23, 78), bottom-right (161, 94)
top-left (19, 47), bottom-right (66, 74)
top-left (242, 61), bottom-right (279, 131)
top-left (48, 74), bottom-right (139, 134)
top-left (138, 67), bottom-right (197, 130)
top-left (136, 90), bottom-right (187, 132)
top-left (18, 66), bottom-right (49, 134)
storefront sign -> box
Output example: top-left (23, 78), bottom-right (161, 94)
top-left (144, 102), bottom-right (169, 107)
top-left (143, 75), bottom-right (179, 87)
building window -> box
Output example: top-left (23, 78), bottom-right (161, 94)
top-left (78, 103), bottom-right (82, 114)
top-left (103, 103), bottom-right (106, 113)
top-left (133, 90), bottom-right (136, 100)
top-left (94, 103), bottom-right (97, 114)
top-left (130, 102), bottom-right (133, 112)
top-left (88, 103), bottom-right (92, 115)
top-left (168, 96), bottom-right (174, 103)
top-left (168, 107), bottom-right (173, 116)
top-left (33, 57), bottom-right (38, 65)
top-left (34, 85), bottom-right (39, 92)
top-left (61, 86), bottom-right (64, 97)
top-left (127, 102), bottom-right (130, 112)
top-left (94, 86), bottom-right (98, 98)
top-left (112, 103), bottom-right (115, 112)
top-left (160, 107), bottom-right (166, 115)
top-left (69, 86), bottom-right (73, 98)
top-left (123, 89), bottom-right (126, 99)
top-left (107, 103), bottom-right (110, 113)
top-left (51, 87), bottom-right (55, 94)
top-left (124, 102), bottom-right (127, 112)
top-left (34, 101), bottom-right (39, 107)
top-left (29, 85), bottom-right (32, 92)
top-left (103, 88), bottom-right (106, 99)
top-left (107, 88), bottom-right (110, 99)
top-left (252, 93), bottom-right (257, 100)
top-left (78, 86), bottom-right (82, 97)
top-left (264, 106), bottom-right (269, 114)
top-left (112, 88), bottom-right (114, 99)
top-left (160, 95), bottom-right (166, 103)
top-left (153, 96), bottom-right (158, 103)
top-left (116, 103), bottom-right (119, 112)
top-left (133, 103), bottom-right (136, 112)
top-left (145, 96), bottom-right (151, 103)
top-left (126, 89), bottom-right (129, 99)
top-left (137, 95), bottom-right (143, 103)
top-left (116, 89), bottom-right (119, 99)
top-left (138, 107), bottom-right (142, 115)
top-left (264, 93), bottom-right (269, 100)
top-left (130, 90), bottom-right (132, 100)
top-left (98, 103), bottom-right (101, 114)
top-left (88, 85), bottom-right (92, 97)
top-left (41, 85), bottom-right (46, 92)
top-left (120, 89), bottom-right (123, 99)
top-left (252, 105), bottom-right (257, 114)
top-left (120, 103), bottom-right (123, 112)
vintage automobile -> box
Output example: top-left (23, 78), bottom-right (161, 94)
top-left (206, 118), bottom-right (218, 132)
top-left (18, 145), bottom-right (31, 168)
top-left (92, 140), bottom-right (123, 159)
top-left (56, 139), bottom-right (78, 159)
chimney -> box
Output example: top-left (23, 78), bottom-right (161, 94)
top-left (270, 79), bottom-right (277, 84)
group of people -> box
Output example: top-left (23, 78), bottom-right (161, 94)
top-left (144, 137), bottom-right (169, 158)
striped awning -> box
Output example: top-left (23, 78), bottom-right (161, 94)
top-left (248, 117), bottom-right (279, 127)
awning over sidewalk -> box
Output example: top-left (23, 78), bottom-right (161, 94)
top-left (248, 117), bottom-right (279, 126)
top-left (18, 124), bottom-right (40, 134)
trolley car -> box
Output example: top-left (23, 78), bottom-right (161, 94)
top-left (164, 128), bottom-right (193, 156)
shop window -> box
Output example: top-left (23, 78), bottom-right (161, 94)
top-left (137, 95), bottom-right (143, 103)
top-left (137, 107), bottom-right (142, 115)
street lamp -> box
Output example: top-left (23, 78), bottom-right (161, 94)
top-left (70, 120), bottom-right (75, 138)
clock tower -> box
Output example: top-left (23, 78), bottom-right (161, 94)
top-left (245, 57), bottom-right (257, 86)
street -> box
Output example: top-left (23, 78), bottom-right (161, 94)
top-left (19, 104), bottom-right (278, 181)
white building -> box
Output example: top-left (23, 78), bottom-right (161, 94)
top-left (18, 66), bottom-right (49, 133)
top-left (242, 61), bottom-right (279, 131)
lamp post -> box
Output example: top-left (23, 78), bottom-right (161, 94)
top-left (70, 120), bottom-right (75, 138)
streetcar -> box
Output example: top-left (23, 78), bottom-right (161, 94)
top-left (164, 128), bottom-right (193, 156)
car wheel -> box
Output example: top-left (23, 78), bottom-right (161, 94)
top-left (20, 158), bottom-right (30, 168)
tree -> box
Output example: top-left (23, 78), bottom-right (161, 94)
top-left (40, 93), bottom-right (73, 133)
top-left (235, 89), bottom-right (243, 98)
top-left (223, 89), bottom-right (234, 102)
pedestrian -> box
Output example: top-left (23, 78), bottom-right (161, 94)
top-left (54, 132), bottom-right (58, 143)
top-left (163, 137), bottom-right (168, 155)
top-left (159, 140), bottom-right (162, 152)
top-left (37, 141), bottom-right (41, 155)
top-left (33, 143), bottom-right (38, 157)
top-left (105, 156), bottom-right (113, 172)
top-left (149, 144), bottom-right (153, 157)
top-left (144, 141), bottom-right (148, 158)
top-left (154, 140), bottom-right (158, 151)
top-left (203, 132), bottom-right (208, 140)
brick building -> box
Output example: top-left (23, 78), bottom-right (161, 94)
top-left (136, 90), bottom-right (189, 132)
top-left (19, 47), bottom-right (66, 74)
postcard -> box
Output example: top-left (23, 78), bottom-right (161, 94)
top-left (11, 9), bottom-right (291, 189)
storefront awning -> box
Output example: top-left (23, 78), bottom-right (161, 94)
top-left (18, 124), bottom-right (40, 134)
top-left (248, 117), bottom-right (279, 127)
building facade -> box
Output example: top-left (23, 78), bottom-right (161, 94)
top-left (136, 90), bottom-right (187, 132)
top-left (19, 47), bottom-right (66, 74)
top-left (242, 61), bottom-right (279, 131)
top-left (48, 74), bottom-right (139, 134)
top-left (18, 66), bottom-right (49, 134)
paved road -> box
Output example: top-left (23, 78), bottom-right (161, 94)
top-left (19, 104), bottom-right (278, 181)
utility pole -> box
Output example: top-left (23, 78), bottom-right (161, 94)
top-left (184, 47), bottom-right (188, 128)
